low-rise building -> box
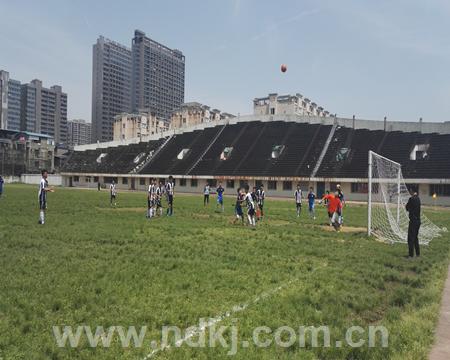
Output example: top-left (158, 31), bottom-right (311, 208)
top-left (253, 93), bottom-right (330, 117)
top-left (113, 111), bottom-right (168, 141)
top-left (0, 129), bottom-right (55, 175)
top-left (170, 102), bottom-right (235, 129)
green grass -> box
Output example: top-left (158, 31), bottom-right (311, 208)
top-left (0, 184), bottom-right (449, 359)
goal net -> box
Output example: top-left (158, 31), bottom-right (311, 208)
top-left (368, 151), bottom-right (442, 244)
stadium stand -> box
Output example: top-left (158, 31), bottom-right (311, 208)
top-left (61, 119), bottom-right (450, 204)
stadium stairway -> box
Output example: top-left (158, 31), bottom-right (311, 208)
top-left (185, 122), bottom-right (228, 176)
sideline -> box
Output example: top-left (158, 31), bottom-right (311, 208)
top-left (430, 264), bottom-right (450, 360)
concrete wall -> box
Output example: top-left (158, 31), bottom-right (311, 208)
top-left (21, 174), bottom-right (62, 186)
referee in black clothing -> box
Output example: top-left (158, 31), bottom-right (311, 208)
top-left (405, 187), bottom-right (421, 258)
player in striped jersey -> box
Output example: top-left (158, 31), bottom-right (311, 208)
top-left (245, 185), bottom-right (256, 229)
top-left (155, 181), bottom-right (164, 216)
top-left (38, 169), bottom-right (54, 225)
top-left (147, 179), bottom-right (156, 218)
top-left (294, 184), bottom-right (302, 217)
top-left (256, 185), bottom-right (265, 221)
top-left (166, 176), bottom-right (174, 216)
top-left (110, 181), bottom-right (117, 206)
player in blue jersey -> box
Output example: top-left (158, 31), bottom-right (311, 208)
top-left (307, 187), bottom-right (316, 220)
top-left (216, 182), bottom-right (225, 212)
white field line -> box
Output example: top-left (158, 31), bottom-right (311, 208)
top-left (143, 263), bottom-right (326, 359)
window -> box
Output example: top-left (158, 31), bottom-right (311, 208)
top-left (270, 108), bottom-right (275, 115)
top-left (255, 180), bottom-right (263, 188)
top-left (85, 177), bottom-right (91, 183)
top-left (336, 148), bottom-right (351, 162)
top-left (94, 176), bottom-right (99, 182)
top-left (139, 178), bottom-right (146, 186)
top-left (74, 176), bottom-right (79, 182)
top-left (177, 148), bottom-right (190, 160)
top-left (268, 181), bottom-right (277, 190)
top-left (271, 145), bottom-right (285, 159)
top-left (179, 178), bottom-right (187, 186)
top-left (104, 177), bottom-right (118, 184)
top-left (191, 179), bottom-right (198, 187)
top-left (283, 181), bottom-right (292, 191)
top-left (430, 184), bottom-right (450, 197)
top-left (239, 180), bottom-right (248, 189)
top-left (122, 177), bottom-right (128, 185)
top-left (220, 147), bottom-right (233, 160)
top-left (351, 183), bottom-right (368, 193)
top-left (410, 144), bottom-right (430, 160)
top-left (208, 179), bottom-right (217, 187)
top-left (226, 180), bottom-right (235, 189)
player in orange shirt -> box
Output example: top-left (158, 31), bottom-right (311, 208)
top-left (320, 191), bottom-right (334, 226)
top-left (320, 191), bottom-right (342, 230)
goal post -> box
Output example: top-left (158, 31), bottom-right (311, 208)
top-left (367, 150), bottom-right (442, 244)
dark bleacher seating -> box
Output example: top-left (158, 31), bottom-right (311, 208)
top-left (62, 120), bottom-right (450, 181)
top-left (191, 122), bottom-right (248, 175)
top-left (317, 128), bottom-right (386, 178)
top-left (61, 139), bottom-right (165, 174)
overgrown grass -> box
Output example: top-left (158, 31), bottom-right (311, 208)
top-left (0, 184), bottom-right (449, 359)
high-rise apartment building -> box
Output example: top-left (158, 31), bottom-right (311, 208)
top-left (0, 70), bottom-right (68, 144)
top-left (0, 70), bottom-right (22, 131)
top-left (131, 30), bottom-right (185, 121)
top-left (91, 36), bottom-right (132, 143)
top-left (67, 119), bottom-right (92, 148)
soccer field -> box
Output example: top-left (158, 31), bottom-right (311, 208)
top-left (1, 184), bottom-right (450, 359)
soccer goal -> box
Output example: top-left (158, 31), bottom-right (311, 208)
top-left (367, 151), bottom-right (442, 244)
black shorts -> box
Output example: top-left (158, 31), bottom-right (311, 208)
top-left (39, 200), bottom-right (47, 210)
top-left (296, 202), bottom-right (301, 209)
top-left (156, 200), bottom-right (162, 208)
top-left (258, 203), bottom-right (264, 210)
top-left (248, 207), bottom-right (255, 216)
top-left (236, 205), bottom-right (243, 216)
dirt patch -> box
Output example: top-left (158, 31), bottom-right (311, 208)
top-left (320, 225), bottom-right (367, 233)
top-left (96, 207), bottom-right (146, 212)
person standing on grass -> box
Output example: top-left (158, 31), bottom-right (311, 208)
top-left (110, 180), bottom-right (117, 206)
top-left (147, 179), bottom-right (156, 218)
top-left (203, 182), bottom-right (210, 206)
top-left (216, 182), bottom-right (225, 212)
top-left (307, 187), bottom-right (316, 220)
top-left (166, 176), bottom-right (174, 216)
top-left (38, 169), bottom-right (54, 225)
top-left (294, 184), bottom-right (302, 217)
top-left (245, 186), bottom-right (256, 229)
top-left (329, 191), bottom-right (343, 231)
top-left (406, 187), bottom-right (421, 258)
top-left (233, 188), bottom-right (244, 224)
top-left (256, 185), bottom-right (265, 221)
top-left (336, 184), bottom-right (345, 225)
top-left (0, 175), bottom-right (4, 198)
top-left (155, 181), bottom-right (164, 216)
top-left (319, 191), bottom-right (335, 226)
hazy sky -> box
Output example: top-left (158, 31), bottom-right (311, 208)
top-left (1, 0), bottom-right (450, 122)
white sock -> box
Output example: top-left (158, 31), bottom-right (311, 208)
top-left (40, 210), bottom-right (45, 223)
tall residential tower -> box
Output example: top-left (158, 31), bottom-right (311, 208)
top-left (131, 30), bottom-right (185, 121)
top-left (91, 36), bottom-right (132, 142)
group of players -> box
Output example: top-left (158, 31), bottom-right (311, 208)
top-left (37, 168), bottom-right (345, 229)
